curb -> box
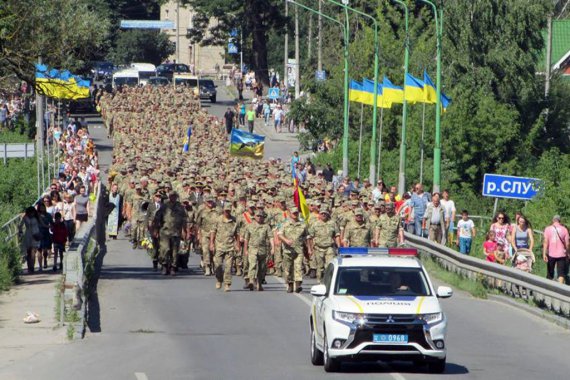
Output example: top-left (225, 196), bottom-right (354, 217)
top-left (487, 294), bottom-right (570, 330)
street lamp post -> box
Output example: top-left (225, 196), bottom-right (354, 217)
top-left (393, 0), bottom-right (409, 196)
top-left (326, 0), bottom-right (380, 183)
top-left (419, 0), bottom-right (443, 192)
top-left (287, 0), bottom-right (349, 175)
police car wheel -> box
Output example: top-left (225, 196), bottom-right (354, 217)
top-left (427, 358), bottom-right (446, 374)
top-left (323, 330), bottom-right (340, 372)
top-left (310, 324), bottom-right (323, 365)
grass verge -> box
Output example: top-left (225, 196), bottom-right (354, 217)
top-left (420, 253), bottom-right (489, 299)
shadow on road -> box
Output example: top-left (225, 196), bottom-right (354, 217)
top-left (339, 360), bottom-right (469, 375)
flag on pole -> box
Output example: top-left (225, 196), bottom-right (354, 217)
top-left (293, 178), bottom-right (310, 223)
top-left (349, 80), bottom-right (366, 103)
top-left (423, 70), bottom-right (452, 111)
top-left (404, 73), bottom-right (425, 104)
top-left (182, 125), bottom-right (192, 153)
top-left (229, 128), bottom-right (265, 159)
top-left (35, 64), bottom-right (91, 100)
top-left (382, 76), bottom-right (404, 104)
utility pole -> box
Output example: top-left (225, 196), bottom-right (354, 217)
top-left (307, 14), bottom-right (313, 61)
top-left (317, 0), bottom-right (323, 72)
top-left (545, 13), bottom-right (553, 98)
top-left (176, 0), bottom-right (180, 63)
top-left (36, 57), bottom-right (44, 197)
top-left (284, 0), bottom-right (289, 88)
top-left (294, 3), bottom-right (300, 98)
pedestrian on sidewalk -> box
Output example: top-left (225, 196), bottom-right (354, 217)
top-left (51, 212), bottom-right (68, 271)
top-left (237, 78), bottom-right (244, 101)
top-left (273, 104), bottom-right (285, 133)
top-left (456, 210), bottom-right (476, 254)
top-left (223, 107), bottom-right (235, 135)
top-left (238, 102), bottom-right (246, 127)
top-left (246, 106), bottom-right (256, 133)
top-left (19, 207), bottom-right (41, 274)
top-left (263, 100), bottom-right (271, 126)
top-left (543, 215), bottom-right (569, 284)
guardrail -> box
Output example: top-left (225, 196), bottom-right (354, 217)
top-left (59, 182), bottom-right (103, 339)
top-left (405, 232), bottom-right (570, 317)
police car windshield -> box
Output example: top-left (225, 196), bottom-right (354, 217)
top-left (334, 267), bottom-right (431, 297)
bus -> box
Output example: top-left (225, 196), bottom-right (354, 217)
top-left (130, 63), bottom-right (157, 86)
top-left (112, 69), bottom-right (139, 88)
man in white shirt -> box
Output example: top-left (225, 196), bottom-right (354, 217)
top-left (440, 189), bottom-right (456, 245)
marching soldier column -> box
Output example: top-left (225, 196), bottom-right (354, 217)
top-left (99, 85), bottom-right (405, 293)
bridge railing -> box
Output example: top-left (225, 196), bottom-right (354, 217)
top-left (405, 232), bottom-right (570, 317)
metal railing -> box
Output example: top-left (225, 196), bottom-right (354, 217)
top-left (405, 232), bottom-right (570, 317)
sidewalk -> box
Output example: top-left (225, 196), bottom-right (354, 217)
top-left (0, 271), bottom-right (66, 370)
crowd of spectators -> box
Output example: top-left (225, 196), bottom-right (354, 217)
top-left (18, 114), bottom-right (99, 274)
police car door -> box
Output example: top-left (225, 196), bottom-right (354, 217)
top-left (316, 263), bottom-right (335, 342)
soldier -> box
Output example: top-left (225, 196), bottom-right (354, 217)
top-left (307, 206), bottom-right (340, 282)
top-left (145, 192), bottom-right (163, 270)
top-left (270, 197), bottom-right (289, 277)
top-left (278, 206), bottom-right (308, 293)
top-left (152, 191), bottom-right (188, 276)
top-left (343, 209), bottom-right (373, 247)
top-left (196, 196), bottom-right (218, 276)
top-left (131, 184), bottom-right (148, 249)
top-left (375, 203), bottom-right (404, 247)
top-left (210, 204), bottom-right (239, 292)
top-left (236, 201), bottom-right (255, 286)
top-left (243, 209), bottom-right (274, 291)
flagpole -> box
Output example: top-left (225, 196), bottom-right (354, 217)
top-left (357, 103), bottom-right (364, 179)
top-left (376, 105), bottom-right (384, 180)
top-left (420, 102), bottom-right (426, 185)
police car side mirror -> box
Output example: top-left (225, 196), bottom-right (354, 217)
top-left (310, 284), bottom-right (327, 297)
top-left (436, 286), bottom-right (453, 299)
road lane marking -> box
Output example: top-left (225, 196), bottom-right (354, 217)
top-left (134, 372), bottom-right (148, 380)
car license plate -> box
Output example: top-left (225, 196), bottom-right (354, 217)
top-left (373, 334), bottom-right (408, 344)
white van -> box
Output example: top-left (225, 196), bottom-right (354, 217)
top-left (130, 63), bottom-right (157, 86)
top-left (112, 69), bottom-right (139, 88)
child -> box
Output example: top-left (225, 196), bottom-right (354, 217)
top-left (456, 210), bottom-right (476, 254)
top-left (483, 231), bottom-right (498, 262)
top-left (51, 212), bottom-right (68, 271)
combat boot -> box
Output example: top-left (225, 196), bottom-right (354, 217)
top-left (236, 267), bottom-right (243, 277)
top-left (309, 269), bottom-right (317, 279)
top-left (162, 266), bottom-right (169, 276)
top-left (295, 281), bottom-right (303, 293)
top-left (204, 266), bottom-right (212, 276)
top-left (224, 284), bottom-right (231, 292)
top-left (243, 278), bottom-right (251, 290)
top-left (170, 266), bottom-right (177, 276)
top-left (287, 283), bottom-right (294, 293)
top-left (215, 281), bottom-right (222, 289)
top-left (257, 280), bottom-right (264, 291)
top-left (152, 260), bottom-right (158, 271)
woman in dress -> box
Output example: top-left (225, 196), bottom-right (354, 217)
top-left (489, 212), bottom-right (512, 259)
top-left (106, 183), bottom-right (121, 239)
top-left (19, 207), bottom-right (41, 274)
top-left (36, 202), bottom-right (53, 270)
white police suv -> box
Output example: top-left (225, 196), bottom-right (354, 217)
top-left (309, 247), bottom-right (453, 373)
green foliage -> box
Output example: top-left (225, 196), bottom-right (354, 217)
top-left (107, 30), bottom-right (175, 66)
top-left (289, 0), bottom-right (570, 228)
top-left (0, 158), bottom-right (39, 219)
top-left (0, 0), bottom-right (111, 82)
top-left (0, 234), bottom-right (21, 291)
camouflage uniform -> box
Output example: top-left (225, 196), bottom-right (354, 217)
top-left (196, 201), bottom-right (218, 275)
top-left (308, 213), bottom-right (339, 282)
top-left (376, 210), bottom-right (401, 248)
top-left (212, 207), bottom-right (238, 287)
top-left (153, 197), bottom-right (188, 272)
top-left (278, 212), bottom-right (308, 292)
top-left (343, 211), bottom-right (373, 247)
top-left (244, 213), bottom-right (273, 288)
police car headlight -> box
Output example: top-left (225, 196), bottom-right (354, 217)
top-left (418, 312), bottom-right (443, 325)
top-left (333, 311), bottom-right (366, 325)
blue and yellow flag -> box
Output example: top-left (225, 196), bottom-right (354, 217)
top-left (404, 73), bottom-right (425, 104)
top-left (362, 79), bottom-right (392, 108)
top-left (382, 76), bottom-right (404, 104)
top-left (230, 128), bottom-right (265, 159)
top-left (182, 125), bottom-right (192, 153)
top-left (423, 70), bottom-right (452, 111)
top-left (349, 80), bottom-right (366, 103)
top-left (35, 64), bottom-right (90, 100)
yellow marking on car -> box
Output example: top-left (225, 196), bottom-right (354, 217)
top-left (348, 296), bottom-right (364, 313)
top-left (415, 296), bottom-right (425, 314)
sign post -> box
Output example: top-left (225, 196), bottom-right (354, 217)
top-left (268, 87), bottom-right (280, 100)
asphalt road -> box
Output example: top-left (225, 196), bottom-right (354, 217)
top-left (1, 87), bottom-right (569, 379)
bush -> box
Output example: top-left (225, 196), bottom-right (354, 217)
top-left (0, 234), bottom-right (21, 290)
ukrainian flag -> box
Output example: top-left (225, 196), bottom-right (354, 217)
top-left (349, 80), bottom-right (366, 103)
top-left (182, 125), bottom-right (192, 153)
top-left (35, 64), bottom-right (90, 100)
top-left (382, 76), bottom-right (404, 104)
top-left (361, 79), bottom-right (376, 106)
top-left (423, 70), bottom-right (452, 111)
top-left (362, 79), bottom-right (392, 108)
top-left (230, 128), bottom-right (265, 159)
top-left (404, 73), bottom-right (425, 104)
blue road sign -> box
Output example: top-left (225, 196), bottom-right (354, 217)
top-left (316, 70), bottom-right (326, 81)
top-left (230, 29), bottom-right (239, 38)
top-left (482, 174), bottom-right (543, 201)
top-left (228, 42), bottom-right (238, 54)
top-left (120, 20), bottom-right (175, 29)
top-left (268, 87), bottom-right (280, 100)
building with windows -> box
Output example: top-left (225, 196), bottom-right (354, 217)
top-left (160, 1), bottom-right (225, 74)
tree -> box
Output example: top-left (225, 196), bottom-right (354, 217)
top-left (182, 0), bottom-right (288, 85)
top-left (107, 30), bottom-right (175, 66)
top-left (0, 0), bottom-right (111, 83)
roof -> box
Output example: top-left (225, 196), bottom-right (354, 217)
top-left (541, 19), bottom-right (570, 72)
top-left (335, 255), bottom-right (422, 269)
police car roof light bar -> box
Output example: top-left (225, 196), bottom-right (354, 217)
top-left (338, 247), bottom-right (418, 256)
